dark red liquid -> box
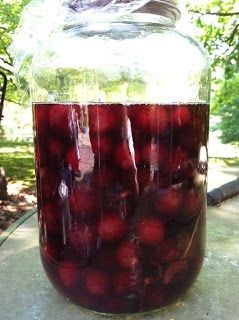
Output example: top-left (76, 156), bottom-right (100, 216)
top-left (33, 102), bottom-right (208, 314)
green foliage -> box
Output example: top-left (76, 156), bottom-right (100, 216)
top-left (187, 0), bottom-right (239, 76)
top-left (0, 139), bottom-right (35, 187)
top-left (212, 74), bottom-right (239, 144)
top-left (0, 0), bottom-right (31, 104)
top-left (187, 0), bottom-right (239, 144)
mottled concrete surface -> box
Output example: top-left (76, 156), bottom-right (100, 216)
top-left (0, 195), bottom-right (238, 320)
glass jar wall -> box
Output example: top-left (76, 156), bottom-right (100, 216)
top-left (31, 1), bottom-right (210, 314)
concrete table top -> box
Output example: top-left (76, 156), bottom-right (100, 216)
top-left (0, 197), bottom-right (239, 320)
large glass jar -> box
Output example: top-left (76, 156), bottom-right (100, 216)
top-left (31, 0), bottom-right (210, 314)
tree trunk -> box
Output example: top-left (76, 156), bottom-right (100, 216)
top-left (0, 166), bottom-right (8, 200)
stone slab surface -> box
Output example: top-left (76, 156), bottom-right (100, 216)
top-left (0, 197), bottom-right (239, 320)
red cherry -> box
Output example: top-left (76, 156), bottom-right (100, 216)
top-left (114, 142), bottom-right (135, 170)
top-left (116, 241), bottom-right (140, 269)
top-left (35, 141), bottom-right (48, 166)
top-left (155, 187), bottom-right (182, 218)
top-left (65, 146), bottom-right (80, 170)
top-left (172, 106), bottom-right (191, 129)
top-left (137, 217), bottom-right (165, 246)
top-left (140, 142), bottom-right (169, 166)
top-left (90, 135), bottom-right (113, 157)
top-left (152, 106), bottom-right (170, 134)
top-left (155, 238), bottom-right (180, 264)
top-left (48, 138), bottom-right (65, 159)
top-left (177, 120), bottom-right (203, 157)
top-left (68, 224), bottom-right (98, 253)
top-left (180, 188), bottom-right (204, 221)
top-left (69, 187), bottom-right (98, 215)
top-left (131, 105), bottom-right (169, 134)
top-left (35, 104), bottom-right (50, 138)
top-left (67, 225), bottom-right (98, 266)
top-left (98, 213), bottom-right (128, 242)
top-left (170, 147), bottom-right (189, 172)
top-left (40, 168), bottom-right (58, 199)
top-left (41, 203), bottom-right (59, 232)
top-left (89, 105), bottom-right (119, 134)
top-left (58, 262), bottom-right (78, 288)
top-left (163, 260), bottom-right (187, 285)
top-left (85, 269), bottom-right (110, 296)
top-left (49, 104), bottom-right (70, 136)
top-left (113, 271), bottom-right (137, 295)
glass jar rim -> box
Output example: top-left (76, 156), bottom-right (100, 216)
top-left (135, 0), bottom-right (181, 24)
top-left (65, 0), bottom-right (181, 29)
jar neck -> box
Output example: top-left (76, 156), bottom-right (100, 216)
top-left (135, 0), bottom-right (181, 27)
top-left (65, 0), bottom-right (181, 29)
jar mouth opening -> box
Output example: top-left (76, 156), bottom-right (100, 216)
top-left (65, 0), bottom-right (181, 28)
top-left (135, 0), bottom-right (181, 25)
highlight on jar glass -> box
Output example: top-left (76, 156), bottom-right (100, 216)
top-left (14, 0), bottom-right (210, 314)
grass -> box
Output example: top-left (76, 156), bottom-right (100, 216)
top-left (0, 139), bottom-right (35, 188)
top-left (209, 157), bottom-right (239, 166)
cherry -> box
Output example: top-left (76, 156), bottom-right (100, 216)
top-left (90, 135), bottom-right (113, 158)
top-left (85, 269), bottom-right (110, 296)
top-left (154, 238), bottom-right (180, 264)
top-left (155, 187), bottom-right (182, 218)
top-left (116, 241), bottom-right (140, 269)
top-left (49, 104), bottom-right (70, 136)
top-left (65, 146), bottom-right (80, 170)
top-left (177, 120), bottom-right (203, 157)
top-left (39, 168), bottom-right (58, 200)
top-left (58, 262), bottom-right (78, 288)
top-left (180, 187), bottom-right (204, 222)
top-left (137, 217), bottom-right (165, 246)
top-left (113, 271), bottom-right (137, 295)
top-left (163, 260), bottom-right (187, 285)
top-left (171, 105), bottom-right (191, 129)
top-left (48, 138), bottom-right (65, 160)
top-left (140, 142), bottom-right (169, 167)
top-left (98, 213), bottom-right (128, 242)
top-left (69, 186), bottom-right (98, 215)
top-left (131, 105), bottom-right (169, 135)
top-left (152, 106), bottom-right (170, 134)
top-left (114, 142), bottom-right (135, 170)
top-left (88, 104), bottom-right (119, 134)
top-left (170, 147), bottom-right (189, 172)
top-left (34, 104), bottom-right (50, 139)
top-left (41, 203), bottom-right (60, 233)
top-left (68, 224), bottom-right (98, 257)
top-left (35, 141), bottom-right (48, 167)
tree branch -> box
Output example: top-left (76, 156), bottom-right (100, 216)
top-left (0, 56), bottom-right (13, 68)
top-left (0, 38), bottom-right (13, 66)
top-left (190, 10), bottom-right (239, 17)
top-left (227, 23), bottom-right (239, 46)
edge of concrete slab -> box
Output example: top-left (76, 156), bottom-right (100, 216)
top-left (0, 208), bottom-right (37, 247)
